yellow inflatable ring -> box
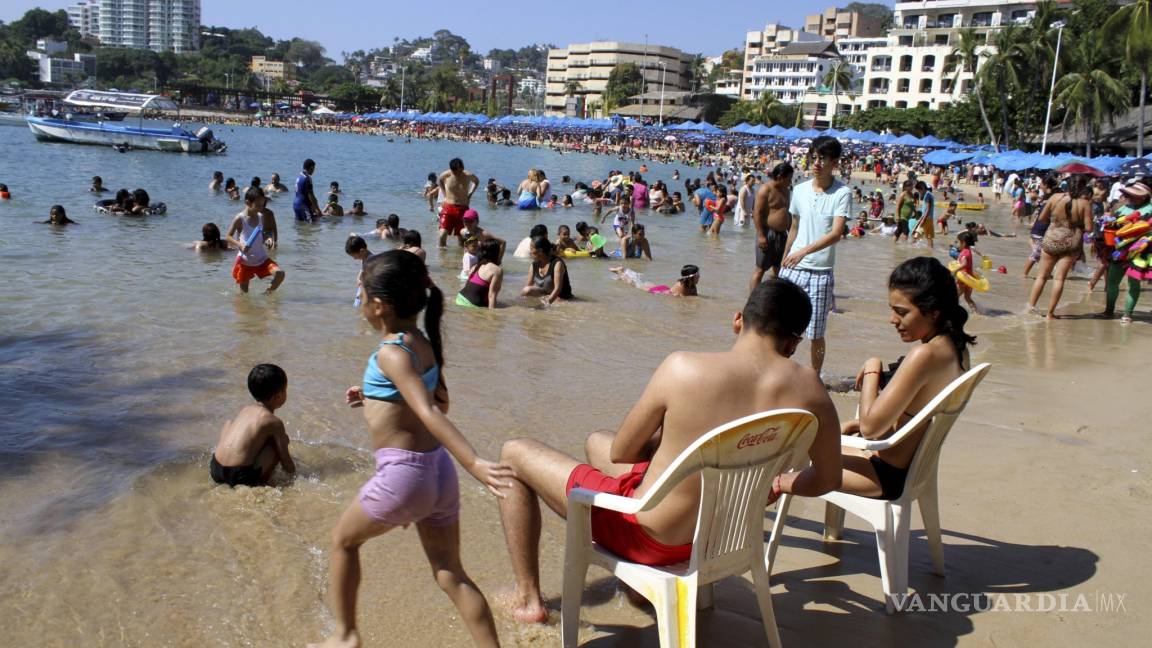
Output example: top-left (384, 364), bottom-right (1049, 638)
top-left (562, 249), bottom-right (591, 258)
top-left (949, 261), bottom-right (990, 292)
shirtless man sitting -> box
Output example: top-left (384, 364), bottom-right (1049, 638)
top-left (750, 161), bottom-right (795, 291)
top-left (437, 157), bottom-right (480, 248)
top-left (496, 279), bottom-right (843, 622)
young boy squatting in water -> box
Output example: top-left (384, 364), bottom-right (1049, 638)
top-left (210, 363), bottom-right (296, 487)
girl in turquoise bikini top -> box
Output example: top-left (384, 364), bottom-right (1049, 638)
top-left (362, 334), bottom-right (440, 402)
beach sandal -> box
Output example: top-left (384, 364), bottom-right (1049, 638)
top-left (1120, 315), bottom-right (1133, 325)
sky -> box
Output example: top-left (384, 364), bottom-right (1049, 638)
top-left (3, 1), bottom-right (895, 61)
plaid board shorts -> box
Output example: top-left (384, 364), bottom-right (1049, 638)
top-left (780, 267), bottom-right (834, 340)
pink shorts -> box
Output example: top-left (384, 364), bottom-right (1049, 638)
top-left (359, 446), bottom-right (459, 526)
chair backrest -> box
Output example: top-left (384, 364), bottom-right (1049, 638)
top-left (901, 363), bottom-right (991, 497)
top-left (626, 409), bottom-right (819, 579)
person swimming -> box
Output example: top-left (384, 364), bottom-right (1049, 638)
top-left (194, 223), bottom-right (230, 251)
top-left (610, 264), bottom-right (699, 296)
top-left (43, 204), bottom-right (76, 225)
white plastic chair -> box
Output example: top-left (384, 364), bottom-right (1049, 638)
top-left (561, 409), bottom-right (819, 648)
top-left (776, 363), bottom-right (990, 614)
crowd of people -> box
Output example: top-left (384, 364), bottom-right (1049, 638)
top-left (7, 126), bottom-right (1150, 646)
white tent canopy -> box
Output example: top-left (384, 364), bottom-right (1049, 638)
top-left (311, 105), bottom-right (336, 115)
top-left (63, 90), bottom-right (178, 113)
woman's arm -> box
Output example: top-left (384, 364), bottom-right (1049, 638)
top-left (377, 346), bottom-right (513, 496)
top-left (858, 347), bottom-right (932, 439)
top-left (487, 266), bottom-right (503, 309)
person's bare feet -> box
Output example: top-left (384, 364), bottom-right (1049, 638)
top-left (307, 629), bottom-right (361, 648)
top-left (494, 589), bottom-right (550, 624)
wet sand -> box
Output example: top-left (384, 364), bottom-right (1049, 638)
top-left (1, 125), bottom-right (1148, 646)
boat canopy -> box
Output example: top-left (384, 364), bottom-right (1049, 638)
top-left (63, 90), bottom-right (179, 113)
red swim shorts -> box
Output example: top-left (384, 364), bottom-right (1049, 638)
top-left (232, 258), bottom-right (280, 284)
top-left (439, 202), bottom-right (467, 235)
top-left (566, 461), bottom-right (693, 566)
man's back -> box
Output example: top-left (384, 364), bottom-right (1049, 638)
top-left (630, 349), bottom-right (831, 546)
top-left (214, 404), bottom-right (279, 466)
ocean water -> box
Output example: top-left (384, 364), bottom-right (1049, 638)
top-left (0, 119), bottom-right (1134, 646)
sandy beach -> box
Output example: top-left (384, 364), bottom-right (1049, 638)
top-left (0, 123), bottom-right (1148, 646)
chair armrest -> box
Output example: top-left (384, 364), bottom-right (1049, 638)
top-left (568, 487), bottom-right (643, 515)
top-left (839, 434), bottom-right (897, 451)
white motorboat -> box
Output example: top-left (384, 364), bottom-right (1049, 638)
top-left (26, 90), bottom-right (226, 153)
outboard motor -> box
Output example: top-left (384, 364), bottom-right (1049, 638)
top-left (194, 126), bottom-right (227, 153)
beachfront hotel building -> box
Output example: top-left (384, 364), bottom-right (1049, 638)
top-left (804, 7), bottom-right (887, 41)
top-left (800, 0), bottom-right (1072, 129)
top-left (545, 42), bottom-right (693, 116)
top-left (858, 0), bottom-right (1068, 110)
top-left (740, 23), bottom-right (825, 100)
top-left (743, 41), bottom-right (842, 105)
top-left (67, 0), bottom-right (201, 53)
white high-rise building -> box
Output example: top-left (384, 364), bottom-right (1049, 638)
top-left (67, 1), bottom-right (101, 40)
top-left (71, 0), bottom-right (200, 53)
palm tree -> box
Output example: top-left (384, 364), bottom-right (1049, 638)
top-left (1054, 32), bottom-right (1130, 157)
top-left (1103, 0), bottom-right (1152, 156)
top-left (563, 80), bottom-right (583, 97)
top-left (949, 28), bottom-right (999, 151)
top-left (981, 22), bottom-right (1027, 148)
top-left (752, 91), bottom-right (781, 125)
top-left (821, 60), bottom-right (854, 128)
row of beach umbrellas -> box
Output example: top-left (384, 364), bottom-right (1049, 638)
top-left (278, 107), bottom-right (1150, 173)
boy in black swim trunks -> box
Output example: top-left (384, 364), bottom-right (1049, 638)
top-left (210, 364), bottom-right (296, 487)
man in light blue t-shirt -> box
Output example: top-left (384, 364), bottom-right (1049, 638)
top-left (780, 136), bottom-right (851, 374)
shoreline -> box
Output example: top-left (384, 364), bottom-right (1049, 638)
top-left (0, 123), bottom-right (1148, 646)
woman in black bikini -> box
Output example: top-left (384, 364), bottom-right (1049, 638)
top-left (520, 237), bottom-right (573, 304)
top-left (838, 256), bottom-right (976, 500)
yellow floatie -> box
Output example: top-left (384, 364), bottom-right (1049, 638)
top-left (949, 261), bottom-right (990, 292)
top-left (956, 203), bottom-right (988, 211)
top-left (562, 249), bottom-right (591, 258)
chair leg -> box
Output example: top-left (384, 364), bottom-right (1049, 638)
top-left (874, 505), bottom-right (896, 613)
top-left (823, 500), bottom-right (846, 541)
top-left (879, 503), bottom-right (912, 614)
top-left (750, 557), bottom-right (783, 648)
top-left (919, 487), bottom-right (946, 576)
top-left (766, 493), bottom-right (792, 570)
top-left (560, 557), bottom-right (589, 648)
top-left (698, 582), bottom-right (714, 610)
top-left (652, 578), bottom-right (684, 648)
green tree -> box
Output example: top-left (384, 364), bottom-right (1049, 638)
top-left (421, 65), bottom-right (465, 112)
top-left (563, 79), bottom-right (583, 96)
top-left (307, 64), bottom-right (355, 92)
top-left (981, 22), bottom-right (1028, 148)
top-left (1103, 0), bottom-right (1152, 155)
top-left (603, 62), bottom-right (644, 110)
top-left (1054, 32), bottom-right (1130, 156)
top-left (0, 39), bottom-right (36, 83)
top-left (8, 8), bottom-right (71, 43)
top-left (949, 28), bottom-right (999, 150)
top-left (821, 60), bottom-right (854, 126)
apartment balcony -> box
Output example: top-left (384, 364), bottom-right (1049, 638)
top-left (871, 65), bottom-right (892, 72)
